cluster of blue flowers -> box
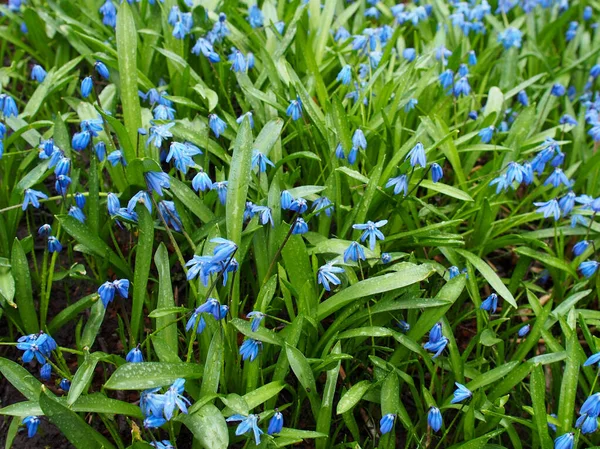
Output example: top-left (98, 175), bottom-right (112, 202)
top-left (141, 378), bottom-right (190, 428)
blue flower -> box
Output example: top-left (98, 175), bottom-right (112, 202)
top-left (498, 27), bottom-right (522, 49)
top-left (147, 122), bottom-right (175, 148)
top-left (560, 114), bottom-right (577, 126)
top-left (431, 163), bottom-right (444, 183)
top-left (252, 205), bottom-right (274, 227)
top-left (386, 174), bottom-right (408, 196)
top-left (99, 0), bottom-right (117, 27)
top-left (281, 190), bottom-right (293, 210)
top-left (127, 191), bottom-right (152, 214)
top-left (0, 94), bottom-right (18, 117)
top-left (480, 293), bottom-right (499, 314)
top-left (192, 38), bottom-right (220, 63)
top-left (397, 320), bottom-right (410, 332)
top-left (38, 224), bottom-right (51, 237)
top-left (68, 206), bottom-right (86, 223)
top-left (335, 26), bottom-right (351, 41)
top-left (576, 413), bottom-right (598, 434)
top-left (95, 61), bottom-right (110, 80)
top-left (405, 98), bottom-right (418, 112)
top-left (289, 198), bottom-right (308, 214)
top-left (192, 169), bottom-right (213, 192)
top-left (186, 308), bottom-right (207, 334)
top-left (107, 150), bottom-right (127, 167)
top-left (213, 181), bottom-right (228, 205)
top-left (353, 220), bottom-right (388, 251)
top-left (252, 150), bottom-right (275, 173)
top-left (551, 83), bottom-right (566, 97)
top-left (584, 6), bottom-right (593, 20)
top-left (211, 237), bottom-right (237, 264)
top-left (292, 218), bottom-right (309, 235)
top-left (381, 253), bottom-right (392, 264)
top-left (286, 96), bottom-right (303, 121)
top-left (534, 199), bottom-right (561, 221)
top-left (424, 336), bottom-right (448, 358)
top-left (544, 168), bottom-right (571, 188)
top-left (150, 441), bottom-right (174, 449)
top-left (453, 77), bottom-right (471, 97)
top-left (518, 324), bottom-right (531, 337)
top-left (581, 392), bottom-right (600, 417)
top-left (208, 114), bottom-right (227, 138)
top-left (553, 433), bottom-right (574, 449)
top-left (268, 410), bottom-right (283, 435)
top-left (348, 147), bottom-right (359, 165)
top-left (23, 189), bottom-right (48, 211)
top-left (468, 50), bottom-right (477, 65)
top-left (428, 407), bottom-right (442, 432)
top-left (517, 90), bottom-right (529, 106)
top-left (72, 131), bottom-right (91, 151)
top-left (80, 76), bottom-right (93, 98)
top-left (247, 311), bottom-right (265, 332)
top-left (145, 171), bottom-right (171, 197)
top-left (31, 64), bottom-right (47, 82)
top-left (107, 193), bottom-right (120, 216)
top-left (479, 126), bottom-right (495, 143)
top-left (48, 236), bottom-right (62, 253)
top-left (573, 240), bottom-right (590, 256)
top-left (75, 192), bottom-right (86, 209)
top-left (226, 414), bottom-right (263, 445)
top-left (379, 413), bottom-right (396, 434)
top-left (337, 65), bottom-right (352, 85)
top-left (312, 196), bottom-right (333, 217)
top-left (579, 260), bottom-right (599, 278)
top-left (236, 111), bottom-right (254, 128)
top-left (126, 347), bottom-right (144, 363)
top-left (22, 416), bottom-right (40, 438)
top-left (439, 70), bottom-right (454, 90)
top-left (163, 378), bottom-right (190, 420)
top-left (403, 48), bottom-right (416, 61)
top-left (318, 262), bottom-right (345, 291)
top-left (59, 378), bottom-right (71, 391)
top-left (247, 4), bottom-right (264, 28)
top-left (40, 362), bottom-right (51, 380)
top-left (17, 333), bottom-right (49, 364)
top-left (166, 142), bottom-right (201, 174)
top-left (407, 142), bottom-right (426, 167)
top-left (239, 339), bottom-right (262, 362)
top-left (344, 241), bottom-right (366, 263)
top-left (229, 49), bottom-right (247, 72)
top-left (450, 383), bottom-right (472, 404)
top-left (584, 351), bottom-right (600, 367)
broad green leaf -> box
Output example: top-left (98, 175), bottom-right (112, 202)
top-left (199, 331), bottom-right (223, 398)
top-left (104, 362), bottom-right (203, 390)
top-left (336, 380), bottom-right (371, 414)
top-left (131, 205), bottom-right (154, 340)
top-left (558, 332), bottom-right (579, 433)
top-left (67, 353), bottom-right (100, 405)
top-left (243, 381), bottom-right (285, 410)
top-left (178, 404), bottom-right (229, 449)
top-left (231, 318), bottom-right (284, 346)
top-left (0, 357), bottom-right (44, 401)
top-left (286, 344), bottom-right (321, 417)
top-left (170, 178), bottom-right (215, 223)
top-left (153, 244), bottom-right (179, 360)
top-left (530, 365), bottom-right (554, 449)
top-left (11, 238), bottom-right (38, 333)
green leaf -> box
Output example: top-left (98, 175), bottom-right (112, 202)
top-left (286, 344), bottom-right (321, 417)
top-left (226, 117), bottom-right (253, 247)
top-left (455, 249), bottom-right (517, 309)
top-left (80, 300), bottom-right (106, 350)
top-left (131, 206), bottom-right (154, 340)
top-left (148, 306), bottom-right (188, 318)
top-left (514, 247), bottom-right (577, 277)
top-left (199, 331), bottom-right (223, 398)
top-left (11, 238), bottom-right (38, 333)
top-left (317, 264), bottom-right (434, 320)
top-left (178, 404), bottom-right (229, 449)
top-left (558, 332), bottom-right (579, 433)
top-left (153, 244), bottom-right (179, 361)
top-left (230, 318), bottom-right (284, 346)
top-left (67, 353), bottom-right (100, 405)
top-left (0, 357), bottom-right (44, 401)
top-left (170, 177), bottom-right (215, 223)
top-left (418, 180), bottom-right (474, 202)
top-left (116, 2), bottom-right (142, 157)
top-left (466, 362), bottom-right (519, 391)
top-left (243, 381), bottom-right (285, 410)
top-left (336, 380), bottom-right (371, 414)
top-left (104, 362), bottom-right (203, 390)
top-left (39, 389), bottom-right (115, 449)
top-left (253, 118), bottom-right (284, 157)
top-left (530, 365), bottom-right (554, 449)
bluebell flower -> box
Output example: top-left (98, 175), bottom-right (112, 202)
top-left (584, 351), bottom-right (600, 367)
top-left (584, 6), bottom-right (593, 20)
top-left (31, 64), bottom-right (47, 82)
top-left (55, 175), bottom-right (71, 196)
top-left (403, 48), bottom-right (416, 62)
top-left (74, 192), bottom-right (85, 209)
top-left (38, 224), bottom-right (52, 237)
top-left (534, 199), bottom-right (561, 221)
top-left (292, 218), bottom-right (309, 235)
top-left (344, 241), bottom-right (366, 263)
top-left (287, 96), bottom-right (303, 121)
top-left (99, 0), bottom-right (117, 27)
top-left (337, 65), bottom-right (352, 85)
top-left (247, 311), bottom-right (265, 332)
top-left (379, 413), bottom-right (396, 434)
top-left (107, 193), bottom-right (120, 216)
top-left (247, 5), bottom-right (264, 28)
top-left (95, 61), bottom-right (110, 80)
top-left (145, 171), bottom-right (170, 196)
top-left (23, 188), bottom-right (48, 211)
top-left (364, 6), bottom-right (380, 18)
top-left (518, 324), bottom-right (531, 337)
top-left (72, 131), bottom-right (91, 151)
top-left (386, 174), bottom-right (408, 196)
top-left (274, 21), bottom-right (285, 34)
top-left (229, 49), bottom-right (247, 73)
top-left (213, 181), bottom-right (228, 205)
top-left (369, 51), bottom-right (382, 69)
top-left (428, 407), bottom-right (442, 432)
top-left (289, 198), bottom-right (308, 214)
top-left (553, 433), bottom-right (574, 449)
top-left (159, 201), bottom-right (182, 231)
top-left (144, 415), bottom-right (167, 428)
top-left (318, 262), bottom-right (344, 291)
top-left (17, 334), bottom-right (49, 364)
top-left (150, 441), bottom-right (174, 449)
top-left (448, 266), bottom-right (460, 279)
top-left (192, 37), bottom-right (220, 62)
top-left (468, 110), bottom-right (478, 121)
top-left (268, 411), bottom-right (283, 435)
top-left (211, 237), bottom-right (237, 263)
top-left (506, 162), bottom-right (525, 184)
top-left (352, 129), bottom-right (367, 150)
top-left (407, 142), bottom-right (426, 168)
top-left (0, 94), bottom-right (18, 117)
top-left (147, 122), bottom-right (175, 148)
top-left (431, 163), bottom-right (444, 183)
top-left (551, 83), bottom-right (566, 97)
top-left (68, 206), bottom-right (86, 223)
top-left (252, 205), bottom-right (274, 227)
top-left (435, 46), bottom-right (452, 64)
top-left (424, 336), bottom-right (448, 358)
top-left (468, 50), bottom-right (477, 65)
top-left (127, 191), bottom-right (152, 214)
top-left (153, 104), bottom-right (176, 121)
top-left (236, 111), bottom-right (254, 129)
top-left (48, 236), bottom-right (62, 253)
top-left (453, 77), bottom-right (471, 97)
top-left (572, 214), bottom-right (588, 228)
top-left (166, 142), bottom-right (200, 174)
top-left (576, 413), bottom-right (598, 434)
top-left (498, 27), bottom-right (522, 49)
top-left (559, 114), bottom-right (577, 126)
top-left (573, 240), bottom-right (590, 256)
top-left (581, 392), bottom-right (600, 418)
top-left (252, 150), bottom-right (275, 173)
top-left (381, 253), bottom-right (392, 264)
top-left (281, 190), bottom-right (293, 210)
top-left (517, 90), bottom-right (529, 106)
top-left (397, 320), bottom-right (410, 332)
top-left (451, 383), bottom-right (472, 404)
top-left (480, 293), bottom-right (499, 314)
top-left (544, 168), bottom-right (571, 188)
top-left (244, 202), bottom-right (256, 222)
top-left (335, 26), bottom-right (351, 42)
top-left (208, 114), bottom-right (227, 138)
top-left (186, 307), bottom-right (207, 334)
top-left (192, 169), bottom-right (213, 192)
top-left (22, 416), bottom-right (40, 438)
top-left (239, 339), bottom-right (262, 362)
top-left (353, 220), bottom-right (388, 251)
top-left (479, 126), bottom-right (495, 143)
top-left (163, 378), bottom-right (190, 420)
top-left (439, 70), bottom-right (454, 90)
top-left (59, 378), bottom-right (71, 391)
top-left (126, 347), bottom-right (144, 363)
top-left (40, 362), bottom-right (52, 380)
top-left (460, 63), bottom-right (470, 76)
top-left (226, 414), bottom-right (263, 445)
top-left (312, 197), bottom-right (333, 217)
top-left (404, 98), bottom-right (418, 112)
top-left (579, 260), bottom-right (599, 278)
top-left (348, 147), bottom-right (359, 165)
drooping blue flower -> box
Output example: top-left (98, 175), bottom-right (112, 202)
top-left (17, 334), bottom-right (49, 364)
top-left (498, 27), bottom-right (522, 49)
top-left (403, 48), bottom-right (416, 62)
top-left (576, 413), bottom-right (598, 434)
top-left (38, 224), bottom-right (52, 237)
top-left (0, 94), bottom-right (18, 117)
top-left (31, 64), bottom-right (47, 83)
top-left (150, 441), bottom-right (174, 449)
top-left (381, 253), bottom-right (392, 264)
top-left (47, 236), bottom-right (62, 253)
top-left (292, 218), bottom-right (309, 235)
top-left (312, 196), bottom-right (333, 217)
top-left (68, 206), bottom-right (86, 223)
top-left (268, 411), bottom-right (283, 435)
top-left (584, 6), bottom-right (593, 20)
top-left (274, 21), bottom-right (285, 34)
top-left (379, 413), bottom-right (396, 434)
top-left (451, 383), bottom-right (472, 404)
top-left (95, 61), bottom-right (110, 80)
top-left (127, 191), bottom-right (152, 214)
top-left (518, 324), bottom-right (531, 337)
top-left (211, 237), bottom-right (237, 264)
top-left (228, 49), bottom-right (247, 73)
top-left (544, 168), bottom-right (571, 188)
top-left (107, 193), bottom-right (120, 216)
top-left (251, 150), bottom-right (275, 173)
top-left (286, 96), bottom-right (303, 121)
top-left (247, 4), bottom-right (264, 28)
top-left (479, 126), bottom-right (495, 143)
top-left (386, 174), bottom-right (408, 196)
top-left (166, 142), bottom-right (201, 174)
top-left (428, 407), bottom-right (442, 432)
top-left (334, 26), bottom-right (351, 42)
top-left (573, 240), bottom-right (590, 257)
top-left (99, 0), bottom-right (117, 27)
top-left (453, 77), bottom-right (471, 97)
top-left (22, 416), bottom-right (40, 438)
top-left (40, 362), bottom-right (52, 380)
top-left (553, 433), bottom-right (574, 449)
top-left (448, 266), bottom-right (460, 280)
top-left (584, 351), bottom-right (600, 367)
top-left (192, 169), bottom-right (213, 192)
top-left (208, 114), bottom-right (227, 138)
top-left (144, 171), bottom-right (170, 196)
top-left (517, 90), bottom-right (529, 106)
top-left (59, 378), bottom-right (71, 391)
top-left (579, 260), bottom-right (600, 278)
top-left (551, 83), bottom-right (566, 97)
top-left (163, 378), bottom-right (190, 421)
top-left (439, 70), bottom-right (454, 90)
top-left (289, 198), bottom-right (308, 214)
top-left (534, 199), bottom-right (561, 221)
top-left (431, 163), bottom-right (443, 183)
top-left (126, 347), bottom-right (144, 363)
top-left (348, 147), bottom-right (359, 165)
top-left (424, 336), bottom-right (448, 358)
top-left (192, 37), bottom-right (220, 62)
top-left (153, 104), bottom-right (176, 121)
top-left (318, 262), bottom-right (345, 291)
top-left (247, 311), bottom-right (265, 332)
top-left (344, 241), bottom-right (366, 263)
top-left (213, 181), bottom-right (228, 205)
top-left (236, 111), bottom-right (254, 129)
top-left (280, 190), bottom-right (293, 210)
top-left (147, 122), bottom-right (175, 149)
top-left (71, 131), bottom-right (91, 151)
top-left (407, 142), bottom-right (426, 168)
top-left (251, 205), bottom-right (274, 227)
top-left (468, 50), bottom-right (477, 66)
top-left (226, 414), bottom-right (264, 445)
top-left (353, 220), bottom-right (388, 251)
top-left (480, 293), bottom-right (499, 314)
top-left (337, 65), bottom-right (352, 85)
top-left (239, 339), bottom-right (262, 362)
top-left (22, 188), bottom-right (48, 211)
